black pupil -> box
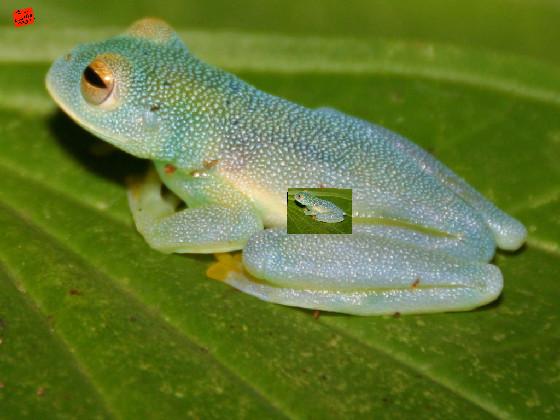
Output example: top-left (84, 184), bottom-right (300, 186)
top-left (83, 66), bottom-right (107, 89)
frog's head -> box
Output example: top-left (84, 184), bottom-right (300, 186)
top-left (294, 191), bottom-right (313, 205)
top-left (46, 18), bottom-right (193, 160)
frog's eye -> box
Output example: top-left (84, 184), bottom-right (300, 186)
top-left (81, 58), bottom-right (116, 106)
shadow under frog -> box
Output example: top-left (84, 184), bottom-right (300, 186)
top-left (48, 110), bottom-right (148, 186)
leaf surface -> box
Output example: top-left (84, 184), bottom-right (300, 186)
top-left (0, 2), bottom-right (559, 418)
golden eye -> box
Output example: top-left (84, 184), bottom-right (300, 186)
top-left (80, 58), bottom-right (115, 105)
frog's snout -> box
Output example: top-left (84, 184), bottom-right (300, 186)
top-left (45, 57), bottom-right (64, 98)
top-left (46, 52), bottom-right (82, 111)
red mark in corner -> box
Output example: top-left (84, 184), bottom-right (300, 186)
top-left (13, 8), bottom-right (35, 27)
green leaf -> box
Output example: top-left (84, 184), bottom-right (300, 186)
top-left (1, 2), bottom-right (559, 418)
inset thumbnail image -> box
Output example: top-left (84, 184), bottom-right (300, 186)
top-left (287, 188), bottom-right (352, 234)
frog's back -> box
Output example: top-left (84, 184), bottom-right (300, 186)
top-left (312, 197), bottom-right (345, 214)
top-left (218, 88), bottom-right (445, 217)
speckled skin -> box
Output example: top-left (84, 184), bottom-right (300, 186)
top-left (294, 191), bottom-right (346, 223)
top-left (46, 18), bottom-right (527, 315)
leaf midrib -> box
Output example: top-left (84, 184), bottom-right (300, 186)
top-left (2, 28), bottom-right (560, 108)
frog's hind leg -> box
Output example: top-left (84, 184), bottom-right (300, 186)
top-left (224, 228), bottom-right (502, 315)
top-left (382, 130), bottom-right (527, 251)
top-left (315, 212), bottom-right (345, 223)
top-left (316, 106), bottom-right (526, 251)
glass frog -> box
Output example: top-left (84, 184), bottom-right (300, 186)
top-left (294, 191), bottom-right (346, 223)
top-left (46, 18), bottom-right (527, 315)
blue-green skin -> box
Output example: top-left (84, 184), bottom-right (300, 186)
top-left (46, 19), bottom-right (527, 315)
top-left (294, 191), bottom-right (345, 223)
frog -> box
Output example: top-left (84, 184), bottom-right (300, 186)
top-left (45, 18), bottom-right (527, 315)
top-left (293, 191), bottom-right (346, 223)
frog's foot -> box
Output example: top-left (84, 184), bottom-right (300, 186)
top-left (127, 168), bottom-right (179, 236)
top-left (429, 171), bottom-right (527, 251)
top-left (303, 209), bottom-right (317, 216)
top-left (223, 228), bottom-right (502, 315)
top-left (315, 212), bottom-right (345, 223)
top-left (127, 169), bottom-right (263, 254)
top-left (207, 253), bottom-right (244, 281)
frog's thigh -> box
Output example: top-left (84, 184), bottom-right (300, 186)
top-left (315, 212), bottom-right (345, 223)
top-left (128, 170), bottom-right (262, 253)
top-left (225, 228), bottom-right (502, 315)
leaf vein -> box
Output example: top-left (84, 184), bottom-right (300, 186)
top-left (317, 320), bottom-right (504, 418)
top-left (0, 259), bottom-right (118, 420)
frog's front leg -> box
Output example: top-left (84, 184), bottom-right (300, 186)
top-left (303, 208), bottom-right (317, 216)
top-left (128, 166), bottom-right (263, 254)
top-left (224, 228), bottom-right (502, 315)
